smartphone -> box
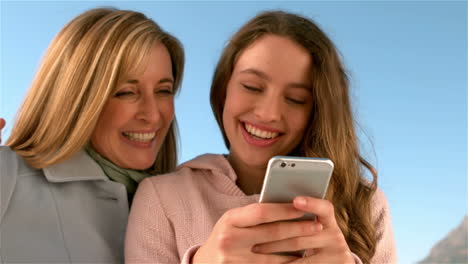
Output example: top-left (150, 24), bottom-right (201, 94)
top-left (259, 156), bottom-right (334, 221)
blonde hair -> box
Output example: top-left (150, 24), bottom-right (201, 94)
top-left (7, 7), bottom-right (184, 175)
top-left (210, 11), bottom-right (377, 262)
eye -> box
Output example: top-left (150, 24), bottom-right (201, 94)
top-left (242, 84), bottom-right (262, 92)
top-left (114, 90), bottom-right (135, 97)
top-left (286, 97), bottom-right (307, 105)
top-left (157, 87), bottom-right (174, 96)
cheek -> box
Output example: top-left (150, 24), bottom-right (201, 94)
top-left (222, 98), bottom-right (242, 135)
top-left (221, 105), bottom-right (231, 135)
top-left (223, 101), bottom-right (234, 122)
top-left (90, 124), bottom-right (106, 153)
top-left (222, 86), bottom-right (235, 124)
top-left (89, 101), bottom-right (120, 150)
top-left (223, 86), bottom-right (245, 121)
top-left (222, 97), bottom-right (239, 145)
top-left (96, 100), bottom-right (123, 127)
top-left (161, 100), bottom-right (175, 123)
top-left (289, 110), bottom-right (311, 138)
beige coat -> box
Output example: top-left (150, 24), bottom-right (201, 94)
top-left (0, 146), bottom-right (129, 263)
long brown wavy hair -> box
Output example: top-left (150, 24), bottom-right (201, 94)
top-left (210, 10), bottom-right (378, 263)
top-left (7, 8), bottom-right (184, 175)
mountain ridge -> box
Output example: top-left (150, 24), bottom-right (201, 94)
top-left (418, 216), bottom-right (467, 263)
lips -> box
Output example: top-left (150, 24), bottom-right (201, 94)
top-left (122, 132), bottom-right (156, 143)
top-left (240, 122), bottom-right (282, 147)
top-left (244, 123), bottom-right (279, 139)
top-left (121, 131), bottom-right (158, 148)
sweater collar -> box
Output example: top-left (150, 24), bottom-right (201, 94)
top-left (178, 154), bottom-right (261, 198)
top-left (179, 153), bottom-right (238, 182)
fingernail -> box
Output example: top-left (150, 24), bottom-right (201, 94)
top-left (316, 223), bottom-right (323, 231)
top-left (310, 223), bottom-right (322, 232)
top-left (252, 245), bottom-right (259, 253)
top-left (295, 197), bottom-right (307, 207)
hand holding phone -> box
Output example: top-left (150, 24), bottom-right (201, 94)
top-left (257, 156), bottom-right (334, 256)
top-left (193, 202), bottom-right (309, 264)
top-left (259, 156), bottom-right (333, 221)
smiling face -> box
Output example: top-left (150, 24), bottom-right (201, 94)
top-left (90, 42), bottom-right (175, 170)
top-left (223, 34), bottom-right (314, 169)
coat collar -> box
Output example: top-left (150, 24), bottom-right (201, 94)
top-left (43, 150), bottom-right (109, 183)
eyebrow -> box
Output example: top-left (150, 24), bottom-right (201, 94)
top-left (239, 68), bottom-right (272, 82)
top-left (288, 82), bottom-right (311, 91)
top-left (239, 68), bottom-right (311, 91)
top-left (126, 77), bottom-right (174, 84)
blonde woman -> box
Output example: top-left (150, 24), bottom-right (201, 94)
top-left (0, 7), bottom-right (183, 263)
top-left (126, 10), bottom-right (396, 263)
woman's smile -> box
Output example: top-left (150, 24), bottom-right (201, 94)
top-left (121, 131), bottom-right (158, 147)
top-left (240, 121), bottom-right (282, 148)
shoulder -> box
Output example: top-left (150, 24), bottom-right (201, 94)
top-left (370, 187), bottom-right (394, 238)
top-left (177, 153), bottom-right (229, 172)
top-left (140, 170), bottom-right (194, 196)
top-left (0, 146), bottom-right (42, 222)
top-left (369, 188), bottom-right (398, 262)
top-left (0, 146), bottom-right (19, 164)
top-left (356, 179), bottom-right (391, 221)
top-left (0, 146), bottom-right (38, 176)
top-left (371, 187), bottom-right (391, 216)
top-left (135, 154), bottom-right (227, 211)
top-left (145, 153), bottom-right (227, 187)
top-left (144, 165), bottom-right (198, 189)
top-left (132, 169), bottom-right (199, 219)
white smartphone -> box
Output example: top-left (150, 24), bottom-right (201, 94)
top-left (259, 156), bottom-right (334, 221)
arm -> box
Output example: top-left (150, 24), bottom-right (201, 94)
top-left (125, 177), bottom-right (180, 263)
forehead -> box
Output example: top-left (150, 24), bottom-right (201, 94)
top-left (143, 43), bottom-right (173, 74)
top-left (233, 35), bottom-right (312, 84)
top-left (120, 42), bottom-right (172, 79)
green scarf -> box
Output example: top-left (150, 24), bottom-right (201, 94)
top-left (85, 145), bottom-right (150, 200)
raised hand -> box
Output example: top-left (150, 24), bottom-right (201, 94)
top-left (0, 118), bottom-right (5, 144)
top-left (254, 196), bottom-right (355, 263)
top-left (192, 202), bottom-right (324, 264)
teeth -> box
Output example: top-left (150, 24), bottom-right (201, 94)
top-left (123, 132), bottom-right (155, 143)
top-left (244, 123), bottom-right (279, 139)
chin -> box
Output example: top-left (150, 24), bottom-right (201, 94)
top-left (240, 152), bottom-right (271, 168)
top-left (124, 158), bottom-right (156, 171)
top-left (137, 162), bottom-right (155, 171)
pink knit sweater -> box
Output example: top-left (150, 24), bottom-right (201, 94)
top-left (125, 154), bottom-right (397, 263)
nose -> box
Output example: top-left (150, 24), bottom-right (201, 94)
top-left (254, 93), bottom-right (282, 122)
top-left (135, 96), bottom-right (161, 124)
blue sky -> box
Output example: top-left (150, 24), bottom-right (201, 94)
top-left (1, 1), bottom-right (466, 263)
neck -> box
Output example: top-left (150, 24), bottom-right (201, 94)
top-left (228, 153), bottom-right (266, 195)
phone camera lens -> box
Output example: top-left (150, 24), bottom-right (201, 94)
top-left (291, 163), bottom-right (295, 167)
top-left (280, 162), bottom-right (286, 168)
